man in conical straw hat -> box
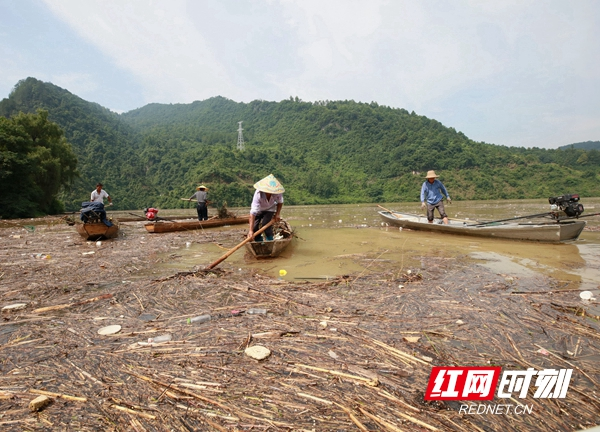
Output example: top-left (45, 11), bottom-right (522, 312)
top-left (188, 184), bottom-right (211, 221)
top-left (420, 170), bottom-right (452, 224)
top-left (248, 174), bottom-right (284, 242)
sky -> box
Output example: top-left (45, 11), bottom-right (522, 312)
top-left (1, 0), bottom-right (599, 149)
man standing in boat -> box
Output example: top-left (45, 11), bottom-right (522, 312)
top-left (188, 185), bottom-right (211, 221)
top-left (420, 170), bottom-right (451, 224)
top-left (248, 174), bottom-right (284, 242)
top-left (90, 183), bottom-right (113, 206)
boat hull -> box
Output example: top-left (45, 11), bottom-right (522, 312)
top-left (145, 215), bottom-right (250, 233)
top-left (245, 237), bottom-right (293, 258)
top-left (76, 223), bottom-right (119, 241)
top-left (379, 211), bottom-right (586, 243)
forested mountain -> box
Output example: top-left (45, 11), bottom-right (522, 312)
top-left (1, 77), bottom-right (599, 213)
top-left (559, 141), bottom-right (600, 151)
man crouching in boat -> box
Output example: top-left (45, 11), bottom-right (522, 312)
top-left (420, 170), bottom-right (452, 224)
top-left (247, 174), bottom-right (284, 242)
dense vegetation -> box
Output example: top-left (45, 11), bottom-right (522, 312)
top-left (1, 77), bottom-right (599, 216)
top-left (0, 110), bottom-right (78, 218)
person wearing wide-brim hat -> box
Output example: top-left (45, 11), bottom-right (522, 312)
top-left (420, 170), bottom-right (452, 225)
top-left (188, 184), bottom-right (211, 221)
top-left (248, 174), bottom-right (285, 242)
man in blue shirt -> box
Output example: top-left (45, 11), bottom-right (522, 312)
top-left (420, 170), bottom-right (452, 224)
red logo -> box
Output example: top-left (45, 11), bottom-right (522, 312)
top-left (425, 367), bottom-right (501, 401)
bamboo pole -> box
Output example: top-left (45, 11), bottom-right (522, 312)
top-left (377, 204), bottom-right (403, 217)
top-left (207, 220), bottom-right (274, 269)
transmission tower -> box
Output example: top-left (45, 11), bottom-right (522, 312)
top-left (237, 121), bottom-right (245, 151)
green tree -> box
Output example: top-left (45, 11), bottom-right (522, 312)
top-left (0, 110), bottom-right (78, 217)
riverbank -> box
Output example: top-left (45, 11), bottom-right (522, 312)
top-left (0, 217), bottom-right (598, 431)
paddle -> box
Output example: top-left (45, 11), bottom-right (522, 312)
top-left (377, 204), bottom-right (405, 218)
top-left (207, 220), bottom-right (274, 269)
top-left (471, 212), bottom-right (553, 227)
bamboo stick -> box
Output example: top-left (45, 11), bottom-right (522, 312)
top-left (111, 404), bottom-right (156, 420)
top-left (294, 364), bottom-right (379, 386)
top-left (33, 294), bottom-right (113, 313)
top-left (358, 407), bottom-right (406, 431)
top-left (29, 389), bottom-right (87, 402)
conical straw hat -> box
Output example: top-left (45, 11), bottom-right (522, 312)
top-left (196, 185), bottom-right (208, 190)
top-left (253, 174), bottom-right (285, 193)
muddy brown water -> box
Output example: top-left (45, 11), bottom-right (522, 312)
top-left (7, 198), bottom-right (598, 295)
top-left (138, 198), bottom-right (600, 298)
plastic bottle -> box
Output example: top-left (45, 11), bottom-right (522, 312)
top-left (187, 314), bottom-right (211, 324)
top-left (148, 334), bottom-right (172, 343)
top-left (246, 308), bottom-right (267, 315)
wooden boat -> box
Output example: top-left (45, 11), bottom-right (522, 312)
top-left (76, 222), bottom-right (119, 240)
top-left (144, 215), bottom-right (250, 233)
top-left (117, 214), bottom-right (198, 222)
top-left (379, 211), bottom-right (586, 243)
top-left (245, 220), bottom-right (294, 258)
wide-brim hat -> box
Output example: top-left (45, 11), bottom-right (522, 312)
top-left (253, 174), bottom-right (285, 194)
top-left (196, 185), bottom-right (208, 190)
top-left (425, 170), bottom-right (439, 179)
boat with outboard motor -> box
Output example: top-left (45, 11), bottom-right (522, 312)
top-left (379, 194), bottom-right (590, 243)
top-left (379, 211), bottom-right (585, 243)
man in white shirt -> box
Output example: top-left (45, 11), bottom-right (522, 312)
top-left (90, 183), bottom-right (113, 206)
top-left (247, 174), bottom-right (284, 242)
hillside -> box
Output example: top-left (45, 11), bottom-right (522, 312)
top-left (2, 78), bottom-right (600, 212)
top-left (559, 141), bottom-right (600, 151)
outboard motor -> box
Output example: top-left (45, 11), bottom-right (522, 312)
top-left (144, 207), bottom-right (159, 221)
top-left (549, 194), bottom-right (584, 218)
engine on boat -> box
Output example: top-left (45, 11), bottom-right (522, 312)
top-left (549, 194), bottom-right (584, 217)
top-left (144, 207), bottom-right (159, 220)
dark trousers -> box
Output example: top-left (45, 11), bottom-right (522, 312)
top-left (426, 200), bottom-right (447, 221)
top-left (252, 211), bottom-right (275, 241)
top-left (196, 202), bottom-right (208, 221)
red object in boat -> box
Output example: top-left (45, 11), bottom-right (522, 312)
top-left (145, 208), bottom-right (159, 220)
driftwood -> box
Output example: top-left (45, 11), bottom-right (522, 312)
top-left (0, 215), bottom-right (598, 431)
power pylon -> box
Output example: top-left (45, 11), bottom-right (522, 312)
top-left (237, 121), bottom-right (245, 151)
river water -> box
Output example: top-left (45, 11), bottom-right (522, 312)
top-left (152, 198), bottom-right (600, 298)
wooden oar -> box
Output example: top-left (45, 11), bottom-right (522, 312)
top-left (207, 220), bottom-right (274, 269)
top-left (377, 204), bottom-right (405, 218)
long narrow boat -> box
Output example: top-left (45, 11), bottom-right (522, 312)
top-left (245, 220), bottom-right (294, 258)
top-left (76, 222), bottom-right (119, 240)
top-left (379, 211), bottom-right (586, 243)
top-left (144, 215), bottom-right (250, 233)
top-left (117, 215), bottom-right (198, 223)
